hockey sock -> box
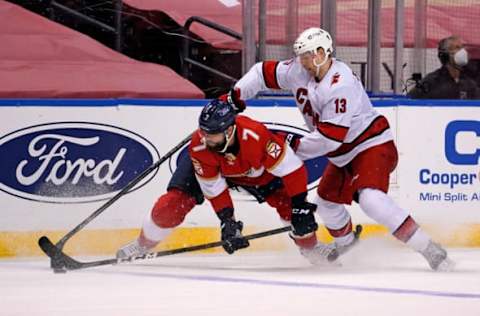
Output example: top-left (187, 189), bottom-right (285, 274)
top-left (141, 189), bottom-right (196, 245)
top-left (327, 219), bottom-right (354, 246)
top-left (393, 216), bottom-right (431, 252)
top-left (292, 232), bottom-right (318, 249)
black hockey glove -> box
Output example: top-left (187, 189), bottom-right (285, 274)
top-left (291, 192), bottom-right (318, 236)
top-left (217, 208), bottom-right (250, 254)
top-left (274, 131), bottom-right (302, 152)
top-left (219, 88), bottom-right (246, 113)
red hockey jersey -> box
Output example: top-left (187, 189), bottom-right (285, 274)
top-left (189, 115), bottom-right (307, 213)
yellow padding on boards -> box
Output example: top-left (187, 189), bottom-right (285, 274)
top-left (1, 224), bottom-right (479, 258)
top-left (0, 228), bottom-right (220, 258)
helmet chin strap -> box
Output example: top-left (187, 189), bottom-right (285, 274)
top-left (313, 52), bottom-right (330, 77)
top-left (219, 125), bottom-right (237, 153)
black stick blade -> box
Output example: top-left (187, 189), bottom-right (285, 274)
top-left (38, 236), bottom-right (57, 258)
top-left (38, 236), bottom-right (83, 272)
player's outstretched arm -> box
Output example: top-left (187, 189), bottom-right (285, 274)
top-left (219, 59), bottom-right (295, 112)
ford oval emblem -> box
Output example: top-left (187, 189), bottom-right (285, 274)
top-left (0, 122), bottom-right (160, 203)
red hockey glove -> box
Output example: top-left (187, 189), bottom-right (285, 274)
top-left (219, 88), bottom-right (246, 113)
top-left (275, 131), bottom-right (301, 152)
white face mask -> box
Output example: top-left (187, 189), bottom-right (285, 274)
top-left (453, 48), bottom-right (469, 67)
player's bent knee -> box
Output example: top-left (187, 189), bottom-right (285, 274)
top-left (313, 194), bottom-right (350, 227)
top-left (358, 188), bottom-right (409, 231)
top-left (151, 189), bottom-right (196, 228)
top-left (358, 188), bottom-right (388, 213)
top-left (313, 194), bottom-right (340, 210)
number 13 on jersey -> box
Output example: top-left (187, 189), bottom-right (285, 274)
top-left (334, 98), bottom-right (347, 113)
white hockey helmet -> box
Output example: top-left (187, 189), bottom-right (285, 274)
top-left (293, 27), bottom-right (333, 57)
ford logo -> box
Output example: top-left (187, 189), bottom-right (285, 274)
top-left (169, 122), bottom-right (327, 192)
top-left (0, 122), bottom-right (160, 203)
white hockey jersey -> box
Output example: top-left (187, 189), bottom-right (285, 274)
top-left (235, 58), bottom-right (394, 167)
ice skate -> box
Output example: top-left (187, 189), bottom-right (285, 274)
top-left (116, 238), bottom-right (153, 259)
top-left (300, 242), bottom-right (339, 265)
top-left (420, 241), bottom-right (455, 271)
top-left (335, 224), bottom-right (363, 255)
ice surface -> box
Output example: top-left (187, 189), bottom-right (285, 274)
top-left (1, 242), bottom-right (479, 316)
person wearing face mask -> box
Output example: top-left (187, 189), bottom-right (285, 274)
top-left (408, 36), bottom-right (480, 99)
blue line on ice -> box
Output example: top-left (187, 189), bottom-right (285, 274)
top-left (119, 271), bottom-right (480, 300)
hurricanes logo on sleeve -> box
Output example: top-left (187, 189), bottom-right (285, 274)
top-left (191, 158), bottom-right (204, 176)
top-left (266, 141), bottom-right (282, 159)
top-left (331, 73), bottom-right (340, 86)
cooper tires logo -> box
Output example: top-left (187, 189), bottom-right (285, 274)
top-left (445, 120), bottom-right (480, 165)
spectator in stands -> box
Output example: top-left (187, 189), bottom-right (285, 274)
top-left (408, 36), bottom-right (480, 99)
top-left (465, 57), bottom-right (480, 88)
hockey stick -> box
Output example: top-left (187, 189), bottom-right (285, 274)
top-left (38, 132), bottom-right (193, 263)
top-left (38, 226), bottom-right (292, 273)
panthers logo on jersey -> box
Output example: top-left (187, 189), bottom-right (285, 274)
top-left (266, 141), bottom-right (282, 159)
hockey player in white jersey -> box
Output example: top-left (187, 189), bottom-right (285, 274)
top-left (221, 27), bottom-right (453, 271)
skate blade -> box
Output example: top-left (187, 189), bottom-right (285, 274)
top-left (306, 258), bottom-right (343, 268)
top-left (436, 258), bottom-right (455, 272)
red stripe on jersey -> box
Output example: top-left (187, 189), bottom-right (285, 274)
top-left (327, 116), bottom-right (390, 158)
top-left (317, 122), bottom-right (349, 142)
top-left (262, 61), bottom-right (280, 89)
top-left (209, 189), bottom-right (233, 213)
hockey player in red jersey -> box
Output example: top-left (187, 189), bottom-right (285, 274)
top-left (117, 99), bottom-right (338, 264)
top-left (221, 27), bottom-right (453, 271)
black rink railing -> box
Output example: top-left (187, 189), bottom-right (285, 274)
top-left (182, 16), bottom-right (242, 83)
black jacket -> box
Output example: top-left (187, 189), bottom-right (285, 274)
top-left (408, 66), bottom-right (480, 99)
